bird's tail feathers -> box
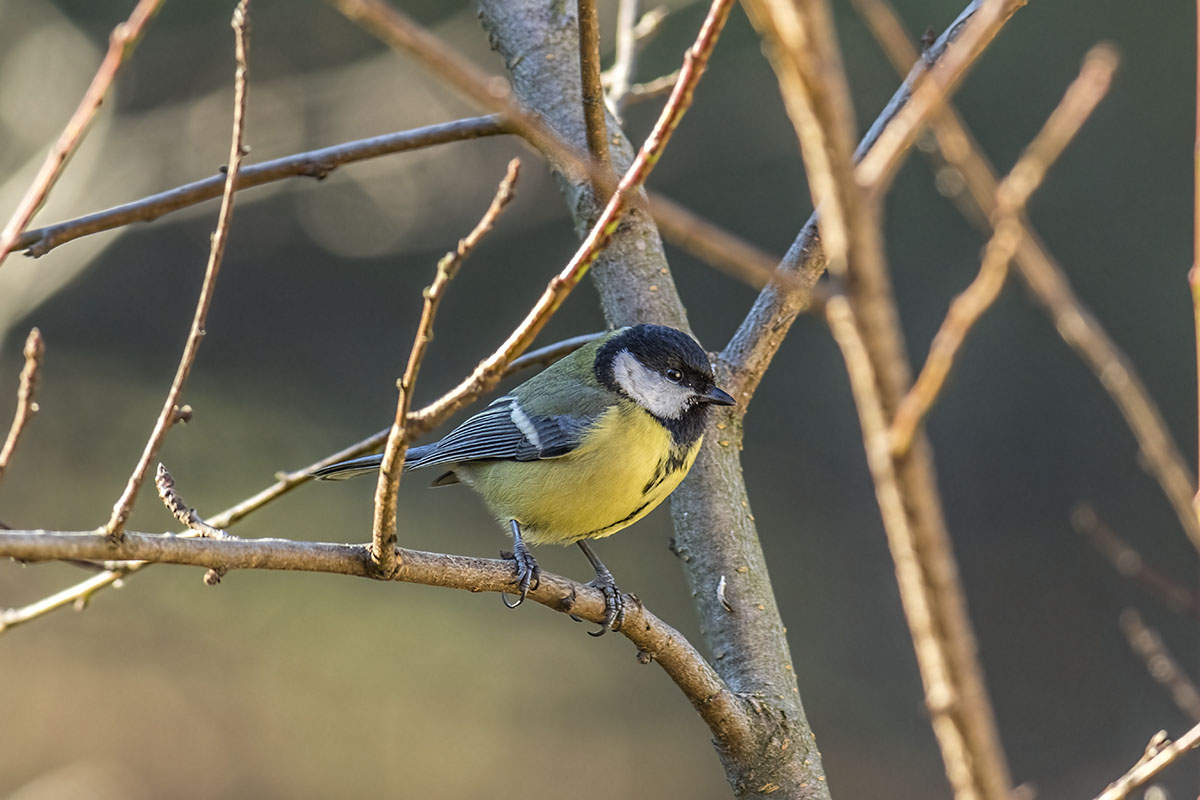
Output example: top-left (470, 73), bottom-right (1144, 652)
top-left (309, 444), bottom-right (436, 481)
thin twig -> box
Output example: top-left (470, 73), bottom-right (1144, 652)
top-left (606, 0), bottom-right (642, 121)
top-left (856, 0), bottom-right (1027, 196)
top-left (371, 159), bottom-right (521, 575)
top-left (0, 331), bottom-right (597, 631)
top-left (888, 45), bottom-right (1118, 454)
top-left (1119, 608), bottom-right (1200, 723)
top-left (1092, 722), bottom-right (1200, 800)
top-left (625, 71), bottom-right (681, 105)
top-left (104, 0), bottom-right (252, 542)
top-left (577, 0), bottom-right (611, 177)
top-left (1072, 505), bottom-right (1200, 619)
top-left (722, 0), bottom-right (1027, 406)
top-left (398, 0), bottom-right (738, 432)
top-left (326, 0), bottom-right (781, 292)
top-left (12, 116), bottom-right (509, 257)
top-left (745, 0), bottom-right (1014, 795)
top-left (865, 4), bottom-right (1200, 556)
top-left (0, 0), bottom-right (165, 270)
top-left (155, 462), bottom-right (230, 584)
top-left (0, 329), bottom-right (45, 483)
top-left (154, 463), bottom-right (229, 540)
top-left (0, 527), bottom-right (757, 751)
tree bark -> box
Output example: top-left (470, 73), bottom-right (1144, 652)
top-left (477, 3), bottom-right (830, 797)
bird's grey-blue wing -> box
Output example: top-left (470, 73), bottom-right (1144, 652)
top-left (405, 395), bottom-right (591, 470)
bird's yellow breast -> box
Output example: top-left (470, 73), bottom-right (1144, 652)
top-left (456, 403), bottom-right (701, 545)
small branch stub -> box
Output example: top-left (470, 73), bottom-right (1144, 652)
top-left (0, 328), bottom-right (46, 483)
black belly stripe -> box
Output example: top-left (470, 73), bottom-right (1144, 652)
top-left (642, 459), bottom-right (666, 496)
top-left (585, 499), bottom-right (653, 538)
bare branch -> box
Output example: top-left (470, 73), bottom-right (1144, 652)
top-left (0, 527), bottom-right (756, 750)
top-left (0, 0), bottom-right (165, 270)
top-left (865, 17), bottom-right (1200, 555)
top-left (401, 0), bottom-right (738, 431)
top-left (0, 328), bottom-right (45, 483)
top-left (154, 463), bottom-right (230, 541)
top-left (855, 0), bottom-right (1028, 196)
top-left (105, 0), bottom-right (253, 542)
top-left (744, 0), bottom-right (1014, 794)
top-left (577, 0), bottom-right (611, 175)
top-left (0, 331), bottom-right (598, 631)
top-left (1119, 608), bottom-right (1200, 723)
top-left (723, 0), bottom-right (1027, 405)
top-left (1072, 506), bottom-right (1200, 619)
top-left (326, 0), bottom-right (781, 298)
top-left (13, 116), bottom-right (509, 258)
top-left (1092, 723), bottom-right (1200, 800)
top-left (155, 462), bottom-right (231, 584)
top-left (371, 159), bottom-right (521, 575)
top-left (624, 71), bottom-right (681, 105)
top-left (606, 0), bottom-right (642, 122)
top-left (888, 45), bottom-right (1118, 455)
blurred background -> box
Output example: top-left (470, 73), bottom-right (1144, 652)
top-left (0, 0), bottom-right (1196, 797)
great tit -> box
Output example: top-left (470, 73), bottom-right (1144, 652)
top-left (312, 324), bottom-right (735, 632)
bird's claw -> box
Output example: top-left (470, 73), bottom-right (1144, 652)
top-left (585, 575), bottom-right (625, 636)
top-left (500, 540), bottom-right (540, 609)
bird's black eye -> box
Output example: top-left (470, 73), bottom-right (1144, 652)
top-left (665, 368), bottom-right (683, 383)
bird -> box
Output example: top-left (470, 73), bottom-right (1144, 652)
top-left (311, 324), bottom-right (735, 633)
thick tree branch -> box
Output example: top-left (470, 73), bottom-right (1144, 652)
top-left (0, 0), bottom-right (164, 269)
top-left (0, 328), bottom-right (45, 483)
top-left (0, 527), bottom-right (756, 749)
top-left (477, 3), bottom-right (830, 798)
top-left (372, 159), bottom-right (520, 575)
top-left (105, 1), bottom-right (252, 542)
top-left (12, 116), bottom-right (510, 258)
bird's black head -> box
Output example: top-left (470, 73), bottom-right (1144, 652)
top-left (595, 324), bottom-right (735, 445)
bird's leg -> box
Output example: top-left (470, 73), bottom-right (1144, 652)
top-left (500, 520), bottom-right (540, 609)
top-left (577, 540), bottom-right (625, 635)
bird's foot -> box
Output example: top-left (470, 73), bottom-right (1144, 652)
top-left (500, 527), bottom-right (539, 609)
top-left (584, 569), bottom-right (625, 636)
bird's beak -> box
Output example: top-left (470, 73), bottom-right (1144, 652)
top-left (704, 386), bottom-right (736, 406)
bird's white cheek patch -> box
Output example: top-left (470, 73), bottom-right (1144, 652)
top-left (612, 349), bottom-right (691, 419)
top-left (510, 403), bottom-right (542, 448)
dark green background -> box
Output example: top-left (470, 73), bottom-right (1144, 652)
top-left (1, 0), bottom-right (1196, 797)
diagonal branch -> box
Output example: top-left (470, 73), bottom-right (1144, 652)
top-left (743, 0), bottom-right (1014, 796)
top-left (0, 527), bottom-right (756, 751)
top-left (1072, 505), bottom-right (1200, 619)
top-left (1119, 608), bottom-right (1200, 723)
top-left (12, 116), bottom-right (509, 258)
top-left (326, 0), bottom-right (780, 300)
top-left (861, 0), bottom-right (1200, 555)
top-left (1092, 723), bottom-right (1200, 800)
top-left (105, 0), bottom-right (253, 542)
top-left (723, 0), bottom-right (1028, 406)
top-left (888, 44), bottom-right (1118, 455)
top-left (0, 328), bottom-right (45, 484)
top-left (371, 159), bottom-right (520, 575)
top-left (0, 0), bottom-right (165, 270)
